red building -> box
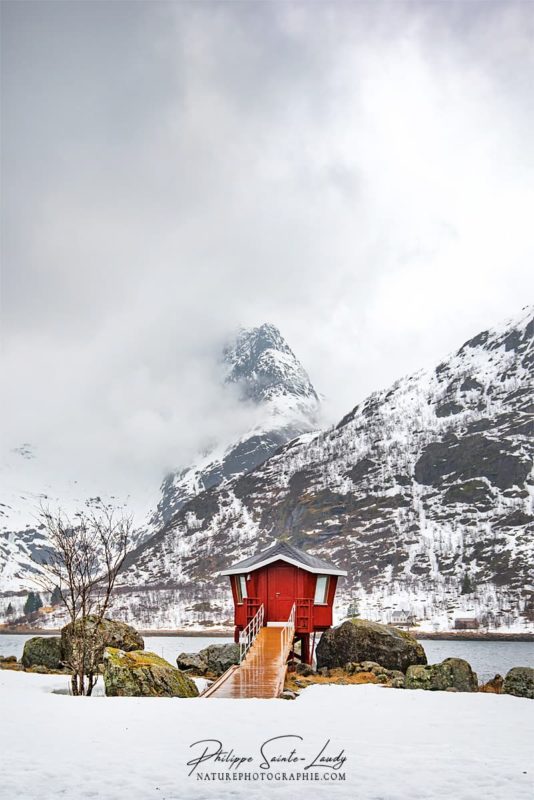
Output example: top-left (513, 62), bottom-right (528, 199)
top-left (220, 541), bottom-right (347, 664)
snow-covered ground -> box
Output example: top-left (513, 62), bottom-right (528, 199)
top-left (1, 671), bottom-right (532, 800)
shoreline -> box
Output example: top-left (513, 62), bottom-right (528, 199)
top-left (409, 630), bottom-right (534, 642)
top-left (0, 628), bottom-right (234, 637)
top-left (1, 627), bottom-right (534, 641)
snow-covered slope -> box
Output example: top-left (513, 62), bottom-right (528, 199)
top-left (115, 307), bottom-right (534, 631)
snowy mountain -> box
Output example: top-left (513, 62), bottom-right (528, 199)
top-left (113, 307), bottom-right (534, 631)
top-left (0, 323), bottom-right (320, 613)
top-left (147, 323), bottom-right (321, 530)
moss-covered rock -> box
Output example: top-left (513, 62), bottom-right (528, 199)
top-left (406, 658), bottom-right (478, 692)
top-left (504, 666), bottom-right (534, 699)
top-left (316, 618), bottom-right (427, 672)
top-left (61, 617), bottom-right (144, 667)
top-left (21, 636), bottom-right (63, 670)
top-left (103, 647), bottom-right (199, 697)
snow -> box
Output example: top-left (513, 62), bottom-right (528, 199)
top-left (1, 671), bottom-right (533, 800)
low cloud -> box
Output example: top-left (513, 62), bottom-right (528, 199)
top-left (2, 1), bottom-right (533, 504)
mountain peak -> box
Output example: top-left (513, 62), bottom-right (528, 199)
top-left (223, 323), bottom-right (319, 406)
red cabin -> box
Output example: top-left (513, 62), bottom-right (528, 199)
top-left (220, 541), bottom-right (347, 664)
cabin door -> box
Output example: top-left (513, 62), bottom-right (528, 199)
top-left (267, 564), bottom-right (295, 622)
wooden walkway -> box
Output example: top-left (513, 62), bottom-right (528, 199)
top-left (202, 627), bottom-right (289, 699)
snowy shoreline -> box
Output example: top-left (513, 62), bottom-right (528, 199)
top-left (2, 670), bottom-right (533, 800)
top-left (2, 627), bottom-right (534, 641)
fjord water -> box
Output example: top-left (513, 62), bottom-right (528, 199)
top-left (1, 634), bottom-right (532, 682)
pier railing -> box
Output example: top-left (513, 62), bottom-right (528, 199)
top-left (281, 602), bottom-right (296, 663)
top-left (239, 602), bottom-right (264, 663)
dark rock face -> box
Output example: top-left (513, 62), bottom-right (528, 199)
top-left (61, 617), bottom-right (144, 666)
top-left (443, 480), bottom-right (494, 508)
top-left (405, 658), bottom-right (478, 692)
top-left (176, 643), bottom-right (239, 676)
top-left (504, 666), bottom-right (534, 699)
top-left (414, 434), bottom-right (531, 491)
top-left (103, 648), bottom-right (198, 698)
top-left (346, 458), bottom-right (377, 484)
top-left (21, 636), bottom-right (63, 670)
top-left (316, 619), bottom-right (427, 672)
top-left (435, 401), bottom-right (463, 418)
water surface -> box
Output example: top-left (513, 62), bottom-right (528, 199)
top-left (2, 633), bottom-right (532, 682)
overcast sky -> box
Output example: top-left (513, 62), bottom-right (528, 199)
top-left (1, 1), bottom-right (533, 505)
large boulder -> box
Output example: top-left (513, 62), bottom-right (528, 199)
top-left (203, 643), bottom-right (240, 675)
top-left (176, 651), bottom-right (209, 674)
top-left (103, 647), bottom-right (199, 697)
top-left (61, 617), bottom-right (144, 667)
top-left (21, 636), bottom-right (63, 670)
top-left (406, 658), bottom-right (478, 692)
top-left (176, 643), bottom-right (239, 677)
top-left (316, 619), bottom-right (426, 672)
top-left (504, 667), bottom-right (534, 699)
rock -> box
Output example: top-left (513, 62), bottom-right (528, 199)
top-left (21, 636), bottom-right (63, 670)
top-left (176, 651), bottom-right (208, 674)
top-left (504, 667), bottom-right (534, 699)
top-left (280, 690), bottom-right (297, 700)
top-left (295, 663), bottom-right (315, 677)
top-left (103, 648), bottom-right (199, 698)
top-left (361, 660), bottom-right (386, 673)
top-left (0, 655), bottom-right (17, 663)
top-left (316, 619), bottom-right (427, 672)
top-left (61, 617), bottom-right (144, 667)
top-left (176, 643), bottom-right (239, 677)
top-left (202, 643), bottom-right (240, 676)
top-left (406, 658), bottom-right (478, 692)
top-left (345, 660), bottom-right (406, 687)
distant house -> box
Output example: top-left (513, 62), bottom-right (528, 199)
top-left (454, 617), bottom-right (479, 630)
top-left (390, 610), bottom-right (416, 627)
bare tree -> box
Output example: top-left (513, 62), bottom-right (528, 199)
top-left (36, 502), bottom-right (132, 696)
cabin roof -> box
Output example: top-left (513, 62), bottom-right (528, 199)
top-left (219, 540), bottom-right (347, 577)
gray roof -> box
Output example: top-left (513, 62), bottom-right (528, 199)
top-left (219, 541), bottom-right (347, 577)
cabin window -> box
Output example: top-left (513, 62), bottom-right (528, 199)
top-left (236, 574), bottom-right (248, 603)
top-left (314, 575), bottom-right (329, 605)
